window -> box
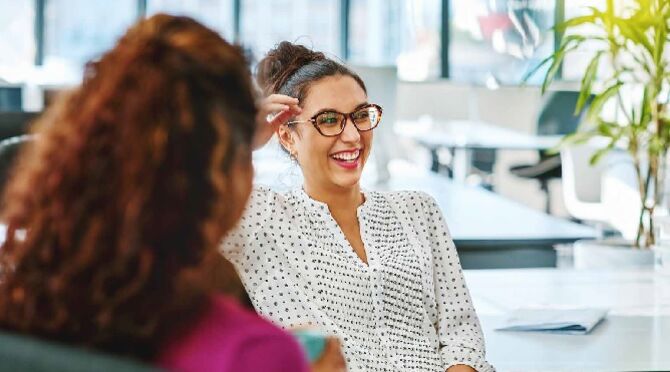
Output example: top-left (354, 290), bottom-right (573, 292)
top-left (146, 0), bottom-right (234, 40)
top-left (561, 0), bottom-right (607, 81)
top-left (348, 0), bottom-right (441, 81)
top-left (240, 0), bottom-right (341, 64)
top-left (449, 0), bottom-right (555, 85)
top-left (43, 0), bottom-right (138, 83)
top-left (0, 0), bottom-right (35, 82)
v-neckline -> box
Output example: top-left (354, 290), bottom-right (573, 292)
top-left (298, 188), bottom-right (372, 269)
top-left (328, 209), bottom-right (369, 268)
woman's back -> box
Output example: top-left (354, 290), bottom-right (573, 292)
top-left (0, 14), bottom-right (309, 371)
top-left (158, 295), bottom-right (308, 372)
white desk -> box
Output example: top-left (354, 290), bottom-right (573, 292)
top-left (395, 119), bottom-right (563, 182)
top-left (464, 268), bottom-right (670, 371)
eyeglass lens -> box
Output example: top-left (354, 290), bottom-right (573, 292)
top-left (314, 106), bottom-right (381, 136)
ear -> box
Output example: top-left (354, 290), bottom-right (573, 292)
top-left (277, 125), bottom-right (298, 155)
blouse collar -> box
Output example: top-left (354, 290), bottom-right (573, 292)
top-left (293, 187), bottom-right (371, 215)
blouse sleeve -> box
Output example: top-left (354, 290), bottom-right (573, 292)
top-left (219, 185), bottom-right (276, 264)
top-left (418, 192), bottom-right (495, 372)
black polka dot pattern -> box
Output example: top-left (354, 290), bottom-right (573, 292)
top-left (220, 186), bottom-right (494, 372)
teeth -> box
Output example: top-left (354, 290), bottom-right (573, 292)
top-left (332, 150), bottom-right (360, 161)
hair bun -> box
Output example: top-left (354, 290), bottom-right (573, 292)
top-left (256, 41), bottom-right (325, 95)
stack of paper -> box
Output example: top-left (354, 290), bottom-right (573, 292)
top-left (495, 308), bottom-right (608, 334)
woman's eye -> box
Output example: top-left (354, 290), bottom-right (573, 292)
top-left (353, 110), bottom-right (370, 120)
top-left (318, 114), bottom-right (340, 125)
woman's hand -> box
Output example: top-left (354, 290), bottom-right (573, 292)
top-left (253, 94), bottom-right (301, 150)
top-left (311, 337), bottom-right (346, 372)
top-left (446, 364), bottom-right (476, 372)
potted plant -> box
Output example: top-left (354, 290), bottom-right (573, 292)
top-left (526, 0), bottom-right (670, 267)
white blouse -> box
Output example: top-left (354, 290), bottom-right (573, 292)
top-left (221, 186), bottom-right (494, 372)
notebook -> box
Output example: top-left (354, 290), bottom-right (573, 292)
top-left (495, 308), bottom-right (608, 334)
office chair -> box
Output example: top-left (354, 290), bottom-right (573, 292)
top-left (0, 329), bottom-right (157, 372)
top-left (0, 86), bottom-right (22, 111)
top-left (509, 91), bottom-right (588, 213)
top-left (0, 111), bottom-right (39, 141)
top-left (0, 135), bottom-right (32, 194)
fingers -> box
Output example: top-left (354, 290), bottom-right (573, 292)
top-left (264, 102), bottom-right (290, 114)
top-left (261, 95), bottom-right (299, 118)
top-left (314, 337), bottom-right (346, 371)
top-left (252, 94), bottom-right (302, 150)
top-left (267, 106), bottom-right (300, 127)
top-left (266, 94), bottom-right (299, 106)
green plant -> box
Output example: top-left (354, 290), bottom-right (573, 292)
top-left (527, 0), bottom-right (670, 248)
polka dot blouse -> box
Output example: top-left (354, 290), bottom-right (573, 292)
top-left (220, 186), bottom-right (494, 372)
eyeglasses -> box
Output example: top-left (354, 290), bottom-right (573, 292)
top-left (286, 103), bottom-right (382, 137)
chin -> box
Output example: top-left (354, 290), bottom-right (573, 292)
top-left (330, 169), bottom-right (364, 189)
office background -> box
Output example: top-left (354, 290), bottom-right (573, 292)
top-left (0, 0), bottom-right (605, 215)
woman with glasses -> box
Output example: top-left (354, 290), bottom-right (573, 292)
top-left (221, 41), bottom-right (493, 372)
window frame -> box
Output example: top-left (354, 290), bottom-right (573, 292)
top-left (29, 0), bottom-right (569, 81)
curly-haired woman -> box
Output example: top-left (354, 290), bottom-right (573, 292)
top-left (0, 15), bottom-right (312, 372)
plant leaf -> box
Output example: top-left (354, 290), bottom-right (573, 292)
top-left (589, 143), bottom-right (616, 165)
top-left (587, 82), bottom-right (623, 122)
top-left (576, 51), bottom-right (603, 114)
top-left (546, 130), bottom-right (598, 155)
top-left (614, 18), bottom-right (654, 56)
top-left (523, 35), bottom-right (586, 84)
top-left (554, 14), bottom-right (598, 33)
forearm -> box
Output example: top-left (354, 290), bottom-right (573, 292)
top-left (447, 364), bottom-right (476, 372)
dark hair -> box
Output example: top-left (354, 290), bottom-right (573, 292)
top-left (0, 14), bottom-right (256, 360)
top-left (256, 41), bottom-right (367, 102)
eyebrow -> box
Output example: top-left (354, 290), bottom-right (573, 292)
top-left (312, 102), bottom-right (370, 117)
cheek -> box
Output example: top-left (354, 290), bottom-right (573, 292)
top-left (362, 132), bottom-right (373, 159)
top-left (296, 131), bottom-right (334, 165)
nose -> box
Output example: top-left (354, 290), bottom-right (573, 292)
top-left (339, 116), bottom-right (360, 142)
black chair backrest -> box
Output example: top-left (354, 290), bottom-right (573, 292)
top-left (0, 135), bottom-right (32, 194)
top-left (0, 330), bottom-right (158, 372)
top-left (0, 111), bottom-right (39, 141)
top-left (0, 86), bottom-right (22, 111)
top-left (536, 90), bottom-right (590, 136)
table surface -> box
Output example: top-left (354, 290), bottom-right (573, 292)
top-left (464, 268), bottom-right (670, 371)
top-left (254, 149), bottom-right (596, 248)
top-left (377, 162), bottom-right (596, 246)
top-left (395, 119), bottom-right (563, 150)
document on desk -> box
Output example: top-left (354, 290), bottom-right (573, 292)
top-left (496, 308), bottom-right (608, 334)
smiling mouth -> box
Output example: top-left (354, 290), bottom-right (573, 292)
top-left (330, 149), bottom-right (361, 163)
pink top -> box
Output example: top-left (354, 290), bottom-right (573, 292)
top-left (157, 295), bottom-right (310, 372)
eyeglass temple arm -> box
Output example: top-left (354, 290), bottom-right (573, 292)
top-left (285, 119), bottom-right (312, 125)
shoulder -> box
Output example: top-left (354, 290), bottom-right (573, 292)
top-left (237, 185), bottom-right (296, 224)
top-left (249, 185), bottom-right (301, 211)
top-left (372, 190), bottom-right (439, 213)
top-left (157, 295), bottom-right (308, 372)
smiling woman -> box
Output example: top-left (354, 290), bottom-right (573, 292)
top-left (220, 41), bottom-right (494, 372)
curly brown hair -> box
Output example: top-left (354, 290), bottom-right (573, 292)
top-left (0, 14), bottom-right (257, 360)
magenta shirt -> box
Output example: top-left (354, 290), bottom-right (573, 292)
top-left (157, 295), bottom-right (310, 372)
